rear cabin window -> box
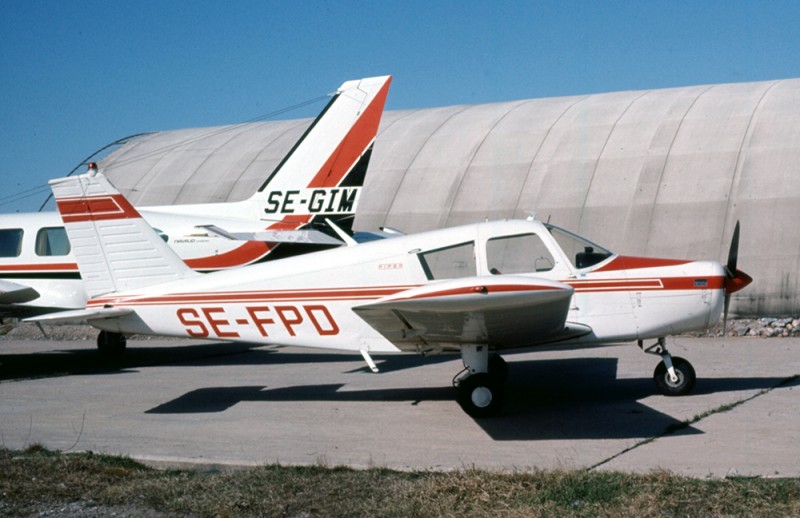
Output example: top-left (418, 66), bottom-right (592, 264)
top-left (487, 233), bottom-right (555, 274)
top-left (418, 241), bottom-right (476, 280)
top-left (35, 227), bottom-right (71, 256)
top-left (0, 229), bottom-right (23, 258)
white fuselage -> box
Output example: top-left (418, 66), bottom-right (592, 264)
top-left (85, 220), bottom-right (727, 353)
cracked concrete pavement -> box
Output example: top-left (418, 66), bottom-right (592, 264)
top-left (1, 335), bottom-right (797, 477)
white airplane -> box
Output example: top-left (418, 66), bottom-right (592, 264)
top-left (32, 170), bottom-right (752, 417)
top-left (0, 75), bottom-right (392, 331)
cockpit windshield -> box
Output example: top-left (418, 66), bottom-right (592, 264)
top-left (545, 224), bottom-right (613, 269)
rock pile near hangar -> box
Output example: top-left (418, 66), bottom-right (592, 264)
top-left (696, 317), bottom-right (800, 338)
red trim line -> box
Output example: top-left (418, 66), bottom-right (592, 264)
top-left (183, 241), bottom-right (273, 270)
top-left (567, 276), bottom-right (725, 292)
top-left (0, 263), bottom-right (78, 272)
top-left (593, 256), bottom-right (691, 272)
top-left (396, 284), bottom-right (566, 301)
top-left (87, 285), bottom-right (417, 308)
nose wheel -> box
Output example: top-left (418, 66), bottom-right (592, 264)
top-left (654, 356), bottom-right (696, 396)
top-left (640, 338), bottom-right (696, 396)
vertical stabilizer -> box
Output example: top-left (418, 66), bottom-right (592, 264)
top-left (50, 172), bottom-right (197, 298)
top-left (251, 75), bottom-right (391, 231)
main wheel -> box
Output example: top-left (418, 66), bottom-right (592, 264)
top-left (97, 331), bottom-right (127, 357)
top-left (653, 357), bottom-right (696, 396)
top-left (456, 373), bottom-right (504, 417)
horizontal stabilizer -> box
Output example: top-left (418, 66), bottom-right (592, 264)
top-left (25, 307), bottom-right (133, 324)
top-left (50, 172), bottom-right (197, 298)
top-left (353, 276), bottom-right (576, 350)
top-left (0, 279), bottom-right (40, 304)
top-left (198, 225), bottom-right (343, 245)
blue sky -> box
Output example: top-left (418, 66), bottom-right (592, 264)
top-left (2, 0), bottom-right (799, 212)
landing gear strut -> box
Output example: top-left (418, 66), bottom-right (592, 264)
top-left (454, 345), bottom-right (507, 417)
top-left (639, 337), bottom-right (696, 396)
top-left (97, 330), bottom-right (127, 357)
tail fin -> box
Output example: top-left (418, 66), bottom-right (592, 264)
top-left (50, 171), bottom-right (197, 298)
top-left (253, 75), bottom-right (391, 231)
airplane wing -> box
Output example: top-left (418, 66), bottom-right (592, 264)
top-left (0, 279), bottom-right (40, 304)
top-left (24, 307), bottom-right (134, 324)
top-left (352, 276), bottom-right (592, 351)
top-left (198, 225), bottom-right (344, 246)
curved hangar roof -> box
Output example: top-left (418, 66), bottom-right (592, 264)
top-left (100, 79), bottom-right (800, 316)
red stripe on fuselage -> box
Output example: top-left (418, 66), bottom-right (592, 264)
top-left (395, 284), bottom-right (567, 301)
top-left (0, 263), bottom-right (78, 272)
top-left (567, 276), bottom-right (725, 292)
top-left (87, 285), bottom-right (416, 308)
top-left (593, 256), bottom-right (691, 272)
top-left (183, 241), bottom-right (273, 271)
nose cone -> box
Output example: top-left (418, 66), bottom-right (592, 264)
top-left (725, 269), bottom-right (753, 294)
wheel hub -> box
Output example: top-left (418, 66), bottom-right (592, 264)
top-left (665, 370), bottom-right (684, 388)
top-left (471, 386), bottom-right (493, 408)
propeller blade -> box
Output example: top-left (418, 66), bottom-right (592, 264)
top-left (722, 220), bottom-right (754, 334)
top-left (726, 220), bottom-right (740, 278)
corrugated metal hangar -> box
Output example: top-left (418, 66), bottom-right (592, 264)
top-left (99, 79), bottom-right (800, 317)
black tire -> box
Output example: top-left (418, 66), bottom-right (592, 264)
top-left (488, 353), bottom-right (509, 385)
top-left (97, 331), bottom-right (127, 357)
top-left (653, 357), bottom-right (696, 396)
top-left (456, 373), bottom-right (504, 418)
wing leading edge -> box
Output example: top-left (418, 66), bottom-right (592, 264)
top-left (0, 279), bottom-right (40, 304)
top-left (353, 276), bottom-right (591, 352)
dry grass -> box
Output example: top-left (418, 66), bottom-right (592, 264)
top-left (1, 445), bottom-right (799, 517)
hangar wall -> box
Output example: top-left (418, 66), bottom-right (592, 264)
top-left (99, 79), bottom-right (800, 316)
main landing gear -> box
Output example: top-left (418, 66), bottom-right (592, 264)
top-left (97, 330), bottom-right (127, 357)
top-left (640, 337), bottom-right (696, 396)
top-left (454, 345), bottom-right (508, 417)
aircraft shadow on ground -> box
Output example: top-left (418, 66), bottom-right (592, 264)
top-left (0, 342), bottom-right (452, 381)
top-left (0, 342), bottom-right (253, 381)
top-left (144, 357), bottom-right (788, 441)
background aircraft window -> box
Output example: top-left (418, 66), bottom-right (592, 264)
top-left (545, 224), bottom-right (612, 269)
top-left (418, 241), bottom-right (476, 280)
top-left (35, 227), bottom-right (71, 256)
top-left (0, 229), bottom-right (23, 258)
top-left (487, 233), bottom-right (554, 274)
top-left (153, 228), bottom-right (169, 243)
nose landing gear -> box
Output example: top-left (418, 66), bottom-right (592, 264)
top-left (640, 337), bottom-right (696, 396)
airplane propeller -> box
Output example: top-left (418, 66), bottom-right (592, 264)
top-left (722, 220), bottom-right (753, 334)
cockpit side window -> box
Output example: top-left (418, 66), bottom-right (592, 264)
top-left (0, 229), bottom-right (23, 258)
top-left (35, 227), bottom-right (71, 256)
top-left (418, 241), bottom-right (476, 280)
top-left (546, 224), bottom-right (612, 269)
top-left (487, 233), bottom-right (554, 274)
